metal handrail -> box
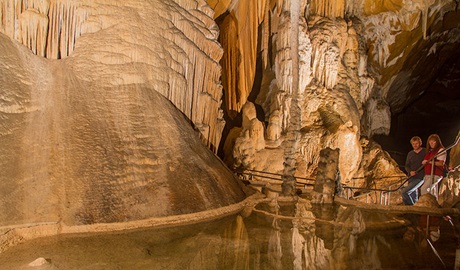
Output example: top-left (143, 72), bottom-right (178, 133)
top-left (241, 169), bottom-right (408, 183)
top-left (240, 169), bottom-right (316, 181)
top-left (236, 169), bottom-right (316, 186)
top-left (234, 135), bottom-right (460, 203)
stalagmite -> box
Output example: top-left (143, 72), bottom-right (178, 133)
top-left (281, 0), bottom-right (301, 196)
top-left (312, 148), bottom-right (340, 204)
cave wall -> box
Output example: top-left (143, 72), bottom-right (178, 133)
top-left (211, 0), bottom-right (459, 189)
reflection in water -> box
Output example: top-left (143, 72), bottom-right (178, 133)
top-left (0, 199), bottom-right (455, 269)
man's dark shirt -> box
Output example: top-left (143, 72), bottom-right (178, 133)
top-left (405, 148), bottom-right (426, 181)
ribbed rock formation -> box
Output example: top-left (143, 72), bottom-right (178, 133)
top-left (220, 2), bottom-right (368, 185)
top-left (216, 0), bottom-right (458, 189)
top-left (0, 0), bottom-right (246, 226)
top-left (0, 0), bottom-right (225, 152)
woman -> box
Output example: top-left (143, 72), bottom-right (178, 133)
top-left (420, 134), bottom-right (446, 199)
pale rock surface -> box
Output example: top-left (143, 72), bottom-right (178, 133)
top-left (414, 194), bottom-right (441, 208)
top-left (312, 148), bottom-right (340, 204)
top-left (218, 0), bottom-right (457, 192)
top-left (0, 0), bottom-right (246, 227)
top-left (352, 138), bottom-right (406, 204)
top-left (220, 1), bottom-right (393, 187)
top-left (1, 0), bottom-right (225, 152)
top-left (439, 168), bottom-right (460, 207)
top-left (28, 257), bottom-right (51, 267)
top-left (346, 0), bottom-right (460, 115)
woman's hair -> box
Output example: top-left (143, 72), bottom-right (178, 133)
top-left (426, 134), bottom-right (444, 151)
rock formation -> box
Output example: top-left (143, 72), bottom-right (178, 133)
top-left (0, 0), bottom-right (246, 227)
top-left (312, 147), bottom-right (340, 204)
top-left (1, 0), bottom-right (225, 152)
top-left (215, 0), bottom-right (459, 193)
top-left (0, 0), bottom-right (459, 236)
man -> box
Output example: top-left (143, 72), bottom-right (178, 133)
top-left (402, 136), bottom-right (426, 205)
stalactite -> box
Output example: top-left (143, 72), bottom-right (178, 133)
top-left (164, 0), bottom-right (225, 152)
top-left (19, 8), bottom-right (48, 56)
top-left (219, 14), bottom-right (239, 118)
top-left (274, 12), bottom-right (292, 99)
top-left (422, 5), bottom-right (428, 39)
top-left (290, 1), bottom-right (300, 97)
top-left (261, 1), bottom-right (270, 69)
top-left (345, 0), bottom-right (365, 17)
top-left (366, 97), bottom-right (391, 136)
top-left (234, 1), bottom-right (259, 113)
top-left (298, 17), bottom-right (312, 95)
top-left (257, 0), bottom-right (267, 24)
top-left (218, 0), bottom-right (266, 118)
top-left (420, 0), bottom-right (436, 40)
top-left (309, 19), bottom-right (345, 89)
top-left (0, 0), bottom-right (88, 59)
top-left (324, 47), bottom-right (339, 89)
top-left (311, 0), bottom-right (345, 18)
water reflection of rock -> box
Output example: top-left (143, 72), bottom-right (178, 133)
top-left (311, 204), bottom-right (336, 250)
top-left (0, 198), bottom-right (452, 269)
top-left (247, 198), bottom-right (412, 269)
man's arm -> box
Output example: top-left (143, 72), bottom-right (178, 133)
top-left (405, 152), bottom-right (412, 175)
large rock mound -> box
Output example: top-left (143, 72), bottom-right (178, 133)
top-left (0, 0), bottom-right (246, 227)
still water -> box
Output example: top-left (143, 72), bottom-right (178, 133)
top-left (0, 200), bottom-right (457, 269)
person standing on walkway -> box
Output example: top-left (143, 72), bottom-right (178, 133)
top-left (420, 134), bottom-right (446, 199)
top-left (402, 136), bottom-right (426, 205)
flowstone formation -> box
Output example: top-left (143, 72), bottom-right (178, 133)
top-left (1, 0), bottom-right (225, 152)
top-left (214, 0), bottom-right (459, 191)
top-left (0, 0), bottom-right (246, 228)
top-left (218, 1), bottom-right (392, 189)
